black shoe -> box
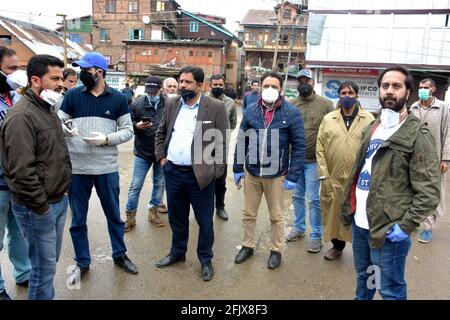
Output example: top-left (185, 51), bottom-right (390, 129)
top-left (114, 255), bottom-right (138, 274)
top-left (201, 261), bottom-right (214, 281)
top-left (156, 254), bottom-right (186, 268)
top-left (216, 209), bottom-right (228, 221)
top-left (15, 279), bottom-right (29, 287)
top-left (267, 251), bottom-right (281, 270)
top-left (234, 246), bottom-right (254, 264)
top-left (0, 290), bottom-right (11, 300)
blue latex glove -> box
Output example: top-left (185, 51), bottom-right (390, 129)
top-left (283, 180), bottom-right (297, 190)
top-left (234, 172), bottom-right (245, 185)
top-left (386, 223), bottom-right (409, 242)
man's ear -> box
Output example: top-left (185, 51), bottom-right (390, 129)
top-left (30, 76), bottom-right (41, 89)
top-left (406, 89), bottom-right (411, 101)
top-left (431, 86), bottom-right (437, 95)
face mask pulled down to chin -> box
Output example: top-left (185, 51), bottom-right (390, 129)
top-left (40, 89), bottom-right (63, 107)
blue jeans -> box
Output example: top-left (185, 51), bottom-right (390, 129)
top-left (352, 221), bottom-right (411, 300)
top-left (11, 196), bottom-right (68, 300)
top-left (0, 190), bottom-right (31, 293)
top-left (125, 156), bottom-right (165, 212)
top-left (69, 173), bottom-right (127, 268)
top-left (292, 162), bottom-right (322, 240)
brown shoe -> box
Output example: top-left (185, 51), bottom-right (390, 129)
top-left (124, 211), bottom-right (136, 232)
top-left (156, 203), bottom-right (168, 214)
top-left (324, 248), bottom-right (343, 261)
top-left (148, 207), bottom-right (164, 227)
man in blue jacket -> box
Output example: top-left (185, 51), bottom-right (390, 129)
top-left (233, 72), bottom-right (305, 269)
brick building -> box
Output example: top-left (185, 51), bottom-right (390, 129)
top-left (57, 15), bottom-right (93, 46)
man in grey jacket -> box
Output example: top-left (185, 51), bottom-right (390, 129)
top-left (209, 74), bottom-right (237, 220)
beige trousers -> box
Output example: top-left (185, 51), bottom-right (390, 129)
top-left (242, 172), bottom-right (285, 252)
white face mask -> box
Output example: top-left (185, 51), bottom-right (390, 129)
top-left (166, 93), bottom-right (178, 98)
top-left (40, 89), bottom-right (63, 106)
top-left (4, 70), bottom-right (28, 90)
top-left (380, 108), bottom-right (407, 129)
top-left (262, 87), bottom-right (279, 104)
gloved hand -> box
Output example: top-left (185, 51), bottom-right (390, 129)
top-left (386, 223), bottom-right (409, 242)
top-left (234, 172), bottom-right (245, 185)
top-left (62, 119), bottom-right (78, 137)
top-left (283, 180), bottom-right (297, 190)
top-left (82, 131), bottom-right (107, 146)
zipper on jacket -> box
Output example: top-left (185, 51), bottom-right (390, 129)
top-left (259, 104), bottom-right (278, 177)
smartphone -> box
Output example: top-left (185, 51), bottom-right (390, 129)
top-left (141, 117), bottom-right (151, 123)
top-left (61, 119), bottom-right (72, 130)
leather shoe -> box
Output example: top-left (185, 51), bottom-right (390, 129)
top-left (324, 248), bottom-right (343, 261)
top-left (216, 209), bottom-right (228, 221)
top-left (156, 254), bottom-right (186, 268)
top-left (201, 261), bottom-right (214, 281)
top-left (234, 246), bottom-right (254, 264)
top-left (267, 251), bottom-right (281, 269)
top-left (114, 255), bottom-right (138, 274)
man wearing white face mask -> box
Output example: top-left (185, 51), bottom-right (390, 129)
top-left (233, 72), bottom-right (305, 269)
top-left (410, 78), bottom-right (450, 243)
top-left (0, 46), bottom-right (31, 300)
top-left (341, 66), bottom-right (441, 300)
top-left (0, 54), bottom-right (72, 300)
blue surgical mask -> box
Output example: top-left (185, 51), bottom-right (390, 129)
top-left (418, 88), bottom-right (431, 101)
top-left (147, 94), bottom-right (160, 104)
top-left (339, 96), bottom-right (357, 109)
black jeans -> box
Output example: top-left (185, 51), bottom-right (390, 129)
top-left (164, 161), bottom-right (215, 264)
top-left (331, 238), bottom-right (346, 251)
top-left (215, 167), bottom-right (227, 210)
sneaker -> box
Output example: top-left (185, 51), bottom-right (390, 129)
top-left (307, 239), bottom-right (323, 253)
top-left (0, 290), bottom-right (11, 300)
top-left (286, 229), bottom-right (305, 242)
top-left (418, 230), bottom-right (433, 243)
top-left (124, 211), bottom-right (136, 232)
top-left (148, 207), bottom-right (164, 227)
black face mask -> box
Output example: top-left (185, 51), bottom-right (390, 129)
top-left (298, 83), bottom-right (313, 98)
top-left (80, 70), bottom-right (99, 90)
top-left (180, 89), bottom-right (197, 101)
top-left (0, 71), bottom-right (12, 92)
top-left (211, 87), bottom-right (224, 98)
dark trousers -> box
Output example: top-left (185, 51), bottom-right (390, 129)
top-left (214, 166), bottom-right (227, 210)
top-left (332, 238), bottom-right (346, 251)
top-left (69, 173), bottom-right (127, 267)
top-left (164, 161), bottom-right (215, 265)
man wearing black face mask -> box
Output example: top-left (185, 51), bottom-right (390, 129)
top-left (155, 66), bottom-right (229, 281)
top-left (287, 69), bottom-right (334, 254)
top-left (209, 74), bottom-right (237, 221)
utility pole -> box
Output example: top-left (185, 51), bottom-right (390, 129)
top-left (272, 0), bottom-right (285, 71)
top-left (57, 14), bottom-right (68, 67)
top-left (283, 15), bottom-right (298, 96)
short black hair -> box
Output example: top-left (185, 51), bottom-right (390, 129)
top-left (338, 81), bottom-right (359, 95)
top-left (260, 72), bottom-right (283, 88)
top-left (27, 54), bottom-right (64, 84)
top-left (125, 82), bottom-right (130, 87)
top-left (180, 66), bottom-right (204, 83)
top-left (420, 78), bottom-right (436, 87)
top-left (210, 74), bottom-right (225, 84)
top-left (0, 46), bottom-right (16, 66)
top-left (251, 80), bottom-right (259, 86)
top-left (378, 66), bottom-right (414, 92)
top-left (63, 68), bottom-right (77, 80)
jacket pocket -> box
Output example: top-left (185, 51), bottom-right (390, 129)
top-left (383, 202), bottom-right (405, 222)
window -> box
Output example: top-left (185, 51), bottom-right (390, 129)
top-left (250, 32), bottom-right (258, 41)
top-left (226, 64), bottom-right (234, 69)
top-left (129, 29), bottom-right (144, 40)
top-left (190, 21), bottom-right (199, 33)
top-left (0, 35), bottom-right (12, 46)
top-left (195, 51), bottom-right (201, 57)
top-left (279, 34), bottom-right (289, 45)
top-left (105, 0), bottom-right (116, 13)
top-left (156, 1), bottom-right (165, 12)
top-left (189, 51), bottom-right (194, 56)
top-left (282, 9), bottom-right (291, 19)
top-left (100, 28), bottom-right (109, 41)
top-left (208, 51), bottom-right (213, 58)
top-left (128, 0), bottom-right (138, 13)
top-left (69, 34), bottom-right (82, 44)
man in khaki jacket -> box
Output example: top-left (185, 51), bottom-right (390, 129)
top-left (155, 66), bottom-right (229, 281)
top-left (317, 81), bottom-right (374, 261)
top-left (410, 78), bottom-right (450, 243)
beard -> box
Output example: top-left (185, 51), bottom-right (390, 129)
top-left (380, 95), bottom-right (408, 112)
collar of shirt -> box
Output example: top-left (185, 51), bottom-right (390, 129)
top-left (181, 94), bottom-right (201, 110)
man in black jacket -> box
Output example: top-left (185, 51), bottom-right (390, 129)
top-left (0, 54), bottom-right (72, 300)
top-left (124, 76), bottom-right (167, 231)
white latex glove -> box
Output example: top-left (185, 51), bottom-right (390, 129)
top-left (82, 131), bottom-right (107, 146)
top-left (62, 119), bottom-right (78, 137)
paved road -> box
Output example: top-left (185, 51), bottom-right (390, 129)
top-left (2, 105), bottom-right (450, 300)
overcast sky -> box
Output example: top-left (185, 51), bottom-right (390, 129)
top-left (0, 0), bottom-right (278, 33)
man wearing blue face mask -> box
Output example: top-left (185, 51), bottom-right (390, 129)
top-left (410, 78), bottom-right (450, 243)
top-left (316, 81), bottom-right (374, 261)
top-left (124, 76), bottom-right (168, 231)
